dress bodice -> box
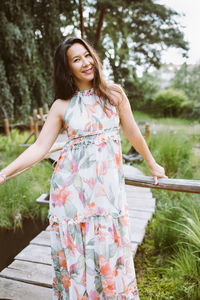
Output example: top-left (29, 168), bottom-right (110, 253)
top-left (63, 88), bottom-right (120, 141)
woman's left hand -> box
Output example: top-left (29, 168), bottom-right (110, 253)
top-left (148, 162), bottom-right (167, 185)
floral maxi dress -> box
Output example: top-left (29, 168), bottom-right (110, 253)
top-left (49, 89), bottom-right (140, 299)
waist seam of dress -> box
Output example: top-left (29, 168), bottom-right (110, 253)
top-left (48, 212), bottom-right (129, 226)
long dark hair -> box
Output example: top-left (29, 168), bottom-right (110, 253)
top-left (53, 36), bottom-right (116, 106)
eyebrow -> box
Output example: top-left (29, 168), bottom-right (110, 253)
top-left (72, 51), bottom-right (89, 60)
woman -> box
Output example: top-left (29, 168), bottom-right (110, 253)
top-left (0, 36), bottom-right (166, 299)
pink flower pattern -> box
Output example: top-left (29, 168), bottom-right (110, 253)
top-left (49, 88), bottom-right (139, 299)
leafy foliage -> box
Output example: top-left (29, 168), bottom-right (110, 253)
top-left (152, 88), bottom-right (189, 117)
top-left (0, 0), bottom-right (75, 121)
top-left (171, 63), bottom-right (200, 118)
top-left (88, 0), bottom-right (188, 106)
top-left (0, 0), bottom-right (188, 120)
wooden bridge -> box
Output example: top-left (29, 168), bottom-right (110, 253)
top-left (0, 141), bottom-right (199, 299)
top-left (0, 164), bottom-right (157, 299)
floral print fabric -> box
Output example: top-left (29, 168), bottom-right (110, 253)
top-left (49, 89), bottom-right (139, 299)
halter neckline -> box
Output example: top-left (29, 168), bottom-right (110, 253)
top-left (75, 88), bottom-right (94, 96)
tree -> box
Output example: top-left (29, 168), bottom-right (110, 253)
top-left (0, 0), bottom-right (188, 120)
top-left (171, 63), bottom-right (200, 117)
top-left (79, 1), bottom-right (188, 69)
top-left (75, 0), bottom-right (188, 107)
top-left (0, 0), bottom-right (75, 120)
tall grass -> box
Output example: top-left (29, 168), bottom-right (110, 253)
top-left (147, 131), bottom-right (193, 177)
top-left (0, 129), bottom-right (53, 229)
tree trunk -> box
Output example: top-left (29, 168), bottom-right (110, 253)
top-left (95, 7), bottom-right (106, 47)
top-left (78, 0), bottom-right (84, 38)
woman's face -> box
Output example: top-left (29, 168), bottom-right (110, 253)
top-left (67, 43), bottom-right (94, 89)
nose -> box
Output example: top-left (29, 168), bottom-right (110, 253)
top-left (82, 57), bottom-right (90, 67)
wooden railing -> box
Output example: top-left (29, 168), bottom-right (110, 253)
top-left (36, 175), bottom-right (200, 205)
top-left (125, 175), bottom-right (200, 194)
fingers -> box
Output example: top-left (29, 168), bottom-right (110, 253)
top-left (153, 176), bottom-right (158, 185)
top-left (153, 174), bottom-right (168, 185)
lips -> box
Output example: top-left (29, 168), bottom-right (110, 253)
top-left (82, 67), bottom-right (93, 74)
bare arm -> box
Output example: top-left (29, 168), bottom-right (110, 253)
top-left (0, 100), bottom-right (67, 183)
top-left (110, 85), bottom-right (167, 184)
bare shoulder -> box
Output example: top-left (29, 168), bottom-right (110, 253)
top-left (50, 98), bottom-right (71, 121)
top-left (108, 83), bottom-right (127, 106)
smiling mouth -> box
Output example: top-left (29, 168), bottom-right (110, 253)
top-left (82, 67), bottom-right (93, 74)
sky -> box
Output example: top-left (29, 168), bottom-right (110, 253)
top-left (159, 0), bottom-right (200, 65)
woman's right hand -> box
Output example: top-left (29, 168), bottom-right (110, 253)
top-left (0, 174), bottom-right (6, 185)
top-left (0, 179), bottom-right (5, 185)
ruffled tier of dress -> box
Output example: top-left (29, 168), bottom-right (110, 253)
top-left (49, 213), bottom-right (139, 299)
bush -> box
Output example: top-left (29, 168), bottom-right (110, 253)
top-left (152, 88), bottom-right (190, 117)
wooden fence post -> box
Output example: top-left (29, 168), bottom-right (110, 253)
top-left (4, 119), bottom-right (10, 136)
top-left (39, 107), bottom-right (44, 126)
top-left (145, 123), bottom-right (150, 141)
top-left (33, 109), bottom-right (39, 140)
top-left (29, 117), bottom-right (34, 132)
top-left (44, 103), bottom-right (49, 114)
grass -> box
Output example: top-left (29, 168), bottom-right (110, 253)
top-left (121, 114), bottom-right (200, 299)
top-left (135, 206), bottom-right (200, 299)
top-left (0, 129), bottom-right (53, 230)
top-left (133, 111), bottom-right (200, 138)
top-left (135, 224), bottom-right (179, 300)
top-left (133, 111), bottom-right (197, 126)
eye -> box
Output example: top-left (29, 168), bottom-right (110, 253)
top-left (85, 53), bottom-right (91, 57)
top-left (73, 58), bottom-right (80, 63)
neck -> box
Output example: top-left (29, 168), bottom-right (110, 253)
top-left (75, 81), bottom-right (93, 91)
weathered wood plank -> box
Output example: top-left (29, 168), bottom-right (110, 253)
top-left (46, 225), bottom-right (50, 231)
top-left (125, 190), bottom-right (153, 198)
top-left (36, 193), bottom-right (49, 205)
top-left (128, 209), bottom-right (153, 220)
top-left (125, 175), bottom-right (200, 194)
top-left (127, 198), bottom-right (156, 211)
top-left (125, 185), bottom-right (151, 192)
top-left (0, 260), bottom-right (52, 287)
top-left (128, 206), bottom-right (155, 213)
top-left (30, 231), bottom-right (50, 247)
top-left (130, 229), bottom-right (145, 245)
top-left (129, 218), bottom-right (148, 244)
top-left (0, 277), bottom-right (52, 300)
top-left (15, 244), bottom-right (51, 265)
top-left (131, 242), bottom-right (138, 255)
top-left (130, 218), bottom-right (149, 232)
top-left (123, 164), bottom-right (144, 176)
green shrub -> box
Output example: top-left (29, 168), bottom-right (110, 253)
top-left (152, 88), bottom-right (190, 117)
